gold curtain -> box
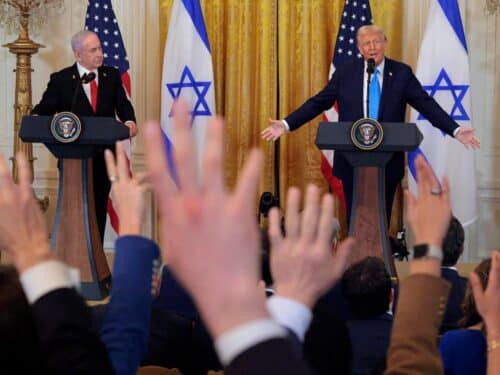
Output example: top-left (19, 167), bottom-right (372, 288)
top-left (159, 0), bottom-right (402, 232)
top-left (159, 0), bottom-right (278, 198)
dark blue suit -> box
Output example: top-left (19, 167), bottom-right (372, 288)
top-left (100, 235), bottom-right (160, 375)
top-left (346, 312), bottom-right (393, 375)
top-left (440, 268), bottom-right (467, 334)
top-left (286, 58), bottom-right (459, 221)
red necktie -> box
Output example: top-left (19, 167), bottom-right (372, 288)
top-left (90, 79), bottom-right (98, 113)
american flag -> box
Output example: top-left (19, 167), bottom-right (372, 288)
top-left (321, 0), bottom-right (372, 212)
top-left (85, 0), bottom-right (132, 235)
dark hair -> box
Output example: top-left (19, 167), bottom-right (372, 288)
top-left (442, 216), bottom-right (465, 266)
top-left (459, 258), bottom-right (491, 328)
top-left (342, 257), bottom-right (392, 319)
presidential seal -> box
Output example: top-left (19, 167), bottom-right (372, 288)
top-left (50, 112), bottom-right (82, 143)
top-left (350, 118), bottom-right (384, 151)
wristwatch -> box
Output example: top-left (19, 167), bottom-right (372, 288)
top-left (412, 244), bottom-right (443, 261)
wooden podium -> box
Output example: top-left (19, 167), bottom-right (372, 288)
top-left (316, 120), bottom-right (422, 277)
top-left (20, 114), bottom-right (129, 299)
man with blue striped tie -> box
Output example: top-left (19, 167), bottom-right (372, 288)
top-left (262, 25), bottom-right (479, 225)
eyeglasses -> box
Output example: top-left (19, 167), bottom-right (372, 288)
top-left (360, 39), bottom-right (385, 48)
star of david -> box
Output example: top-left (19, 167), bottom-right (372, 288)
top-left (165, 66), bottom-right (212, 117)
top-left (418, 68), bottom-right (469, 122)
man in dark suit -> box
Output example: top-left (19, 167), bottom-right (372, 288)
top-left (262, 25), bottom-right (479, 224)
top-left (32, 30), bottom-right (137, 242)
top-left (440, 216), bottom-right (467, 333)
top-left (342, 256), bottom-right (394, 375)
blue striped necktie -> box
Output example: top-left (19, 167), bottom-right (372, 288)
top-left (369, 68), bottom-right (381, 119)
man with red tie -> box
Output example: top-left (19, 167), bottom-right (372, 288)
top-left (32, 30), bottom-right (137, 243)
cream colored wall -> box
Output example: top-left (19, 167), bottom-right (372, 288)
top-left (0, 1), bottom-right (498, 258)
top-left (0, 0), bottom-right (161, 249)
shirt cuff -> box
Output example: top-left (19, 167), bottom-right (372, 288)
top-left (453, 127), bottom-right (460, 137)
top-left (19, 260), bottom-right (78, 304)
top-left (267, 295), bottom-right (313, 342)
top-left (215, 319), bottom-right (287, 366)
top-left (282, 119), bottom-right (290, 132)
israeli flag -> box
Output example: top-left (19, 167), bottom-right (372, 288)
top-left (408, 0), bottom-right (477, 226)
top-left (161, 0), bottom-right (215, 177)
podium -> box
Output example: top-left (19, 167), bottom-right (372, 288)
top-left (316, 120), bottom-right (422, 276)
top-left (20, 114), bottom-right (129, 299)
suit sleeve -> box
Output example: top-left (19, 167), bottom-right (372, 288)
top-left (112, 69), bottom-right (136, 123)
top-left (100, 236), bottom-right (160, 375)
top-left (385, 274), bottom-right (451, 375)
top-left (225, 337), bottom-right (311, 375)
top-left (31, 72), bottom-right (62, 116)
top-left (285, 70), bottom-right (340, 131)
top-left (405, 68), bottom-right (459, 136)
top-left (31, 288), bottom-right (114, 375)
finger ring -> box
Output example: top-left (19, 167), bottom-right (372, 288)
top-left (109, 175), bottom-right (118, 183)
top-left (430, 187), bottom-right (442, 195)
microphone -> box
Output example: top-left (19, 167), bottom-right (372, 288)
top-left (82, 71), bottom-right (96, 84)
top-left (70, 71), bottom-right (97, 113)
top-left (366, 58), bottom-right (375, 117)
top-left (366, 58), bottom-right (375, 74)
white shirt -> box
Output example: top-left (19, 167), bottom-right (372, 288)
top-left (76, 62), bottom-right (99, 106)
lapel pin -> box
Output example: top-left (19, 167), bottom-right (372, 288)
top-left (103, 72), bottom-right (107, 77)
top-left (72, 74), bottom-right (76, 79)
top-left (389, 71), bottom-right (393, 76)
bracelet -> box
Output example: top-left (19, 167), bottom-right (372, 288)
top-left (488, 339), bottom-right (500, 352)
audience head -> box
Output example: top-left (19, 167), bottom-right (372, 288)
top-left (342, 257), bottom-right (392, 319)
top-left (460, 258), bottom-right (491, 327)
top-left (442, 216), bottom-right (465, 267)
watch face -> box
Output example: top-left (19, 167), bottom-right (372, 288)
top-left (413, 244), bottom-right (429, 259)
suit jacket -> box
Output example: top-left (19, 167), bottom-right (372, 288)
top-left (386, 274), bottom-right (451, 375)
top-left (31, 288), bottom-right (113, 374)
top-left (285, 58), bottom-right (459, 184)
top-left (100, 235), bottom-right (160, 375)
top-left (440, 268), bottom-right (467, 334)
top-left (32, 63), bottom-right (135, 133)
top-left (347, 312), bottom-right (393, 375)
top-left (225, 337), bottom-right (312, 375)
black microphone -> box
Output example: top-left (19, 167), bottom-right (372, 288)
top-left (70, 72), bottom-right (97, 113)
top-left (366, 58), bottom-right (375, 117)
top-left (366, 58), bottom-right (375, 74)
top-left (82, 71), bottom-right (96, 84)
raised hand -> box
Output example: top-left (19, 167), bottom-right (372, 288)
top-left (405, 155), bottom-right (451, 247)
top-left (269, 184), bottom-right (354, 308)
top-left (143, 100), bottom-right (268, 338)
top-left (104, 141), bottom-right (149, 236)
top-left (261, 118), bottom-right (286, 141)
top-left (0, 152), bottom-right (51, 272)
top-left (470, 251), bottom-right (500, 337)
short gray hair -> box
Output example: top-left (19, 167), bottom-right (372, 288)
top-left (356, 25), bottom-right (387, 43)
top-left (71, 30), bottom-right (97, 52)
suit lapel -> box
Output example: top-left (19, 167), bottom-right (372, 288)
top-left (96, 67), bottom-right (106, 114)
top-left (354, 60), bottom-right (364, 118)
top-left (71, 64), bottom-right (94, 114)
top-left (378, 58), bottom-right (394, 121)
